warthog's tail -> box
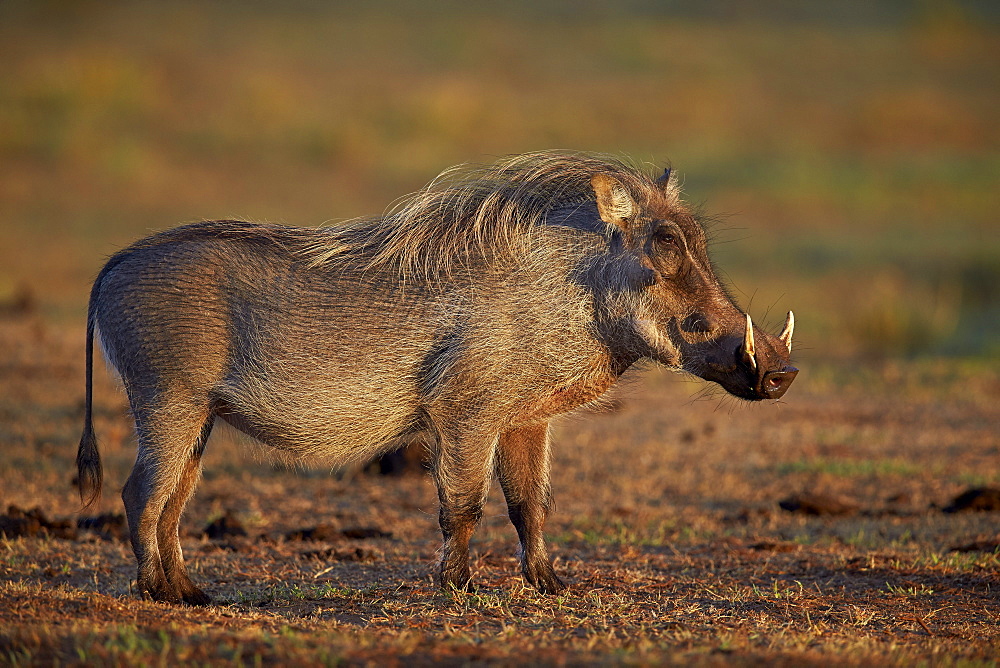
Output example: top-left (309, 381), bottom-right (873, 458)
top-left (76, 282), bottom-right (103, 509)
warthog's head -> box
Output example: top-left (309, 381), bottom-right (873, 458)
top-left (591, 170), bottom-right (798, 401)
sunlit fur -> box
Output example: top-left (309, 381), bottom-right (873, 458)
top-left (76, 150), bottom-right (794, 605)
top-left (299, 150), bottom-right (675, 281)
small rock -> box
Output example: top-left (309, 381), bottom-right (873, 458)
top-left (942, 487), bottom-right (1000, 513)
top-left (749, 541), bottom-right (800, 553)
top-left (1, 505), bottom-right (76, 539)
top-left (0, 514), bottom-right (41, 538)
top-left (203, 511), bottom-right (247, 539)
top-left (286, 524), bottom-right (343, 542)
top-left (78, 513), bottom-right (128, 541)
top-left (300, 546), bottom-right (382, 562)
top-left (286, 525), bottom-right (391, 541)
top-left (949, 537), bottom-right (1000, 553)
top-left (341, 526), bottom-right (392, 540)
top-left (778, 493), bottom-right (858, 516)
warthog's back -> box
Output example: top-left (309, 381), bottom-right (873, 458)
top-left (92, 220), bottom-right (608, 465)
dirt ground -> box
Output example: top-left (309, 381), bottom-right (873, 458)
top-left (1, 312), bottom-right (998, 666)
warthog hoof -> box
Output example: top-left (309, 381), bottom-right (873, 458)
top-left (138, 579), bottom-right (182, 605)
top-left (181, 586), bottom-right (212, 606)
top-left (439, 563), bottom-right (474, 592)
top-left (523, 559), bottom-right (567, 594)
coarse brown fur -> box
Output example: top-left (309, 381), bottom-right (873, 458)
top-left (77, 150), bottom-right (797, 605)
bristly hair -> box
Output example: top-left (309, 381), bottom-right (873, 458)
top-left (298, 150), bottom-right (664, 281)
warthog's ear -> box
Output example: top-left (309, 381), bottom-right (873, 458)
top-left (656, 168), bottom-right (671, 188)
top-left (655, 167), bottom-right (680, 199)
top-left (591, 173), bottom-right (636, 230)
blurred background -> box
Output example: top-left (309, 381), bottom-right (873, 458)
top-left (1, 0), bottom-right (997, 372)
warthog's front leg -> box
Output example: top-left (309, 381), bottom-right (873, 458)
top-left (497, 422), bottom-right (566, 594)
top-left (431, 431), bottom-right (498, 591)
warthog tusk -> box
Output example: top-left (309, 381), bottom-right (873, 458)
top-left (743, 313), bottom-right (757, 372)
top-left (779, 310), bottom-right (794, 354)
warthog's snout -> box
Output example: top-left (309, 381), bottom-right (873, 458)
top-left (697, 311), bottom-right (798, 401)
top-left (761, 367), bottom-right (798, 400)
top-left (736, 310), bottom-right (798, 400)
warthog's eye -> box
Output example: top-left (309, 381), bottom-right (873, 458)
top-left (654, 229), bottom-right (675, 245)
top-left (650, 225), bottom-right (684, 277)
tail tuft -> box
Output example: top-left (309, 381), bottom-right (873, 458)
top-left (76, 424), bottom-right (103, 508)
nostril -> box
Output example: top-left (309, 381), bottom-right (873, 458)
top-left (762, 367), bottom-right (798, 399)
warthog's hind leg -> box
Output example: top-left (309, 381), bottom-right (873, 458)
top-left (497, 422), bottom-right (566, 594)
top-left (122, 454), bottom-right (176, 603)
top-left (156, 415), bottom-right (215, 606)
top-left (122, 400), bottom-right (213, 604)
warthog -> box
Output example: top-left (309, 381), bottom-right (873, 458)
top-left (77, 151), bottom-right (797, 605)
